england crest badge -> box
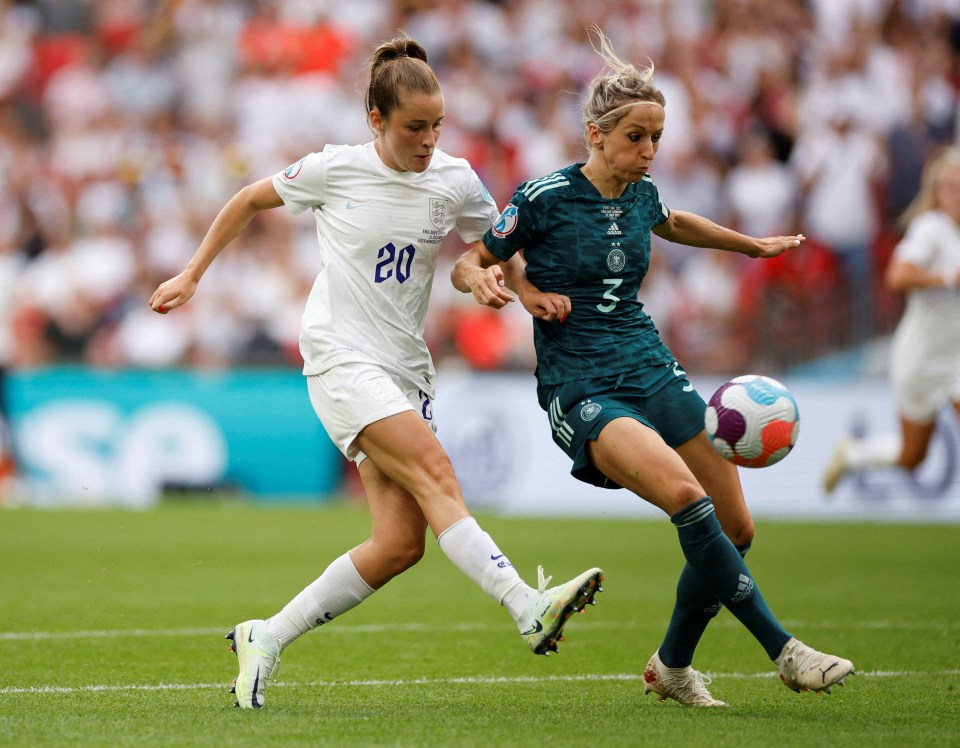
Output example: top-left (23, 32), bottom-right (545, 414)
top-left (429, 198), bottom-right (448, 229)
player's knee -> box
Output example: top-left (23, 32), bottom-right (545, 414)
top-left (672, 481), bottom-right (711, 511)
top-left (410, 442), bottom-right (451, 476)
top-left (726, 518), bottom-right (755, 547)
top-left (414, 450), bottom-right (461, 498)
top-left (381, 538), bottom-right (425, 575)
top-left (396, 541), bottom-right (426, 572)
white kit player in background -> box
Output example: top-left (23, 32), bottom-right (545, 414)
top-left (824, 146), bottom-right (960, 494)
top-left (149, 35), bottom-right (602, 710)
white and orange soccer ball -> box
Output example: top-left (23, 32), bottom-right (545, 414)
top-left (704, 375), bottom-right (800, 468)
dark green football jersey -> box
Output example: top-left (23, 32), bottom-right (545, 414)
top-left (484, 163), bottom-right (676, 385)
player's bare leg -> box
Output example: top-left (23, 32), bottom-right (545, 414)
top-left (589, 419), bottom-right (855, 701)
top-left (679, 432), bottom-right (754, 546)
top-left (228, 450), bottom-right (429, 709)
top-left (354, 411), bottom-right (468, 536)
top-left (823, 412), bottom-right (939, 494)
top-left (357, 411), bottom-right (603, 655)
top-left (351, 458), bottom-right (429, 588)
top-left (897, 416), bottom-right (938, 471)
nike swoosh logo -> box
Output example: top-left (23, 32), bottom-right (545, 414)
top-left (251, 665), bottom-right (260, 708)
top-left (346, 200), bottom-right (373, 209)
top-left (490, 554), bottom-right (505, 560)
top-left (248, 629), bottom-right (255, 643)
top-left (520, 621), bottom-right (543, 636)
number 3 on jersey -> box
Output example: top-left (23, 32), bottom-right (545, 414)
top-left (375, 242), bottom-right (416, 284)
top-left (597, 278), bottom-right (622, 312)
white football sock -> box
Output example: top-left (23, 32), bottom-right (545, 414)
top-left (266, 552), bottom-right (374, 649)
top-left (847, 434), bottom-right (900, 470)
top-left (437, 516), bottom-right (532, 620)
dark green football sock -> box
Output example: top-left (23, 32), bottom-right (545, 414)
top-left (669, 497), bottom-right (791, 660)
top-left (657, 541), bottom-right (751, 669)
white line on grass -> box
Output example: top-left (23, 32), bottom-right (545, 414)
top-left (3, 670), bottom-right (959, 696)
top-left (0, 623), bottom-right (520, 641)
top-left (1, 617), bottom-right (957, 641)
top-left (0, 627), bottom-right (226, 641)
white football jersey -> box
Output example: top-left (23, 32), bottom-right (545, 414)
top-left (890, 208), bottom-right (960, 418)
top-left (891, 210), bottom-right (960, 355)
top-left (273, 142), bottom-right (499, 389)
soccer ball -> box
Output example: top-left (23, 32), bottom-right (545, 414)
top-left (704, 375), bottom-right (800, 468)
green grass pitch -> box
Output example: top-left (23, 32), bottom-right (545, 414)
top-left (1, 501), bottom-right (958, 747)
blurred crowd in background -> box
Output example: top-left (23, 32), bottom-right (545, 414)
top-left (1, 0), bottom-right (959, 377)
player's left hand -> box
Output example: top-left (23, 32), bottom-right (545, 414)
top-left (149, 272), bottom-right (198, 313)
top-left (520, 290), bottom-right (571, 322)
top-left (468, 264), bottom-right (516, 309)
top-left (752, 234), bottom-right (806, 259)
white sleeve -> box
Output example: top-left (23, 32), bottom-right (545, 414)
top-left (272, 151), bottom-right (325, 216)
top-left (455, 171), bottom-right (500, 244)
top-left (893, 213), bottom-right (941, 268)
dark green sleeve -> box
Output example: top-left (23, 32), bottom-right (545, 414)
top-left (483, 189), bottom-right (540, 262)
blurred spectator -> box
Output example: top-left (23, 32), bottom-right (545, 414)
top-left (791, 97), bottom-right (888, 346)
top-left (724, 126), bottom-right (798, 237)
top-left (0, 0), bottom-right (38, 102)
top-left (654, 145), bottom-right (725, 269)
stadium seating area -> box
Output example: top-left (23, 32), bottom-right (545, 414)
top-left (1, 0), bottom-right (958, 374)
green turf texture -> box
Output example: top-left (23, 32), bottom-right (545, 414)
top-left (1, 501), bottom-right (957, 747)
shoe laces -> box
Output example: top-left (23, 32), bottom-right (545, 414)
top-left (663, 667), bottom-right (717, 703)
top-left (536, 565), bottom-right (553, 593)
top-left (689, 670), bottom-right (714, 694)
top-left (678, 669), bottom-right (714, 698)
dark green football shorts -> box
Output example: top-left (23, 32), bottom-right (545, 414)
top-left (538, 362), bottom-right (707, 489)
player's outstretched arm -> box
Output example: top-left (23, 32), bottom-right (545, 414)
top-left (886, 257), bottom-right (959, 292)
top-left (149, 177), bottom-right (283, 313)
top-left (653, 209), bottom-right (805, 259)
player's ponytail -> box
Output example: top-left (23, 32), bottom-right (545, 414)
top-left (581, 26), bottom-right (665, 137)
top-left (366, 36), bottom-right (439, 125)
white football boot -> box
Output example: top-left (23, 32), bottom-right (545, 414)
top-left (822, 436), bottom-right (853, 494)
top-left (776, 638), bottom-right (855, 694)
top-left (643, 651), bottom-right (728, 707)
top-left (226, 619), bottom-right (282, 709)
top-left (517, 565), bottom-right (603, 655)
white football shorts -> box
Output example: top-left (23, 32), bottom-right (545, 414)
top-left (890, 331), bottom-right (960, 423)
top-left (306, 361), bottom-right (437, 464)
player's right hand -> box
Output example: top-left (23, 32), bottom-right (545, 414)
top-left (468, 264), bottom-right (516, 309)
